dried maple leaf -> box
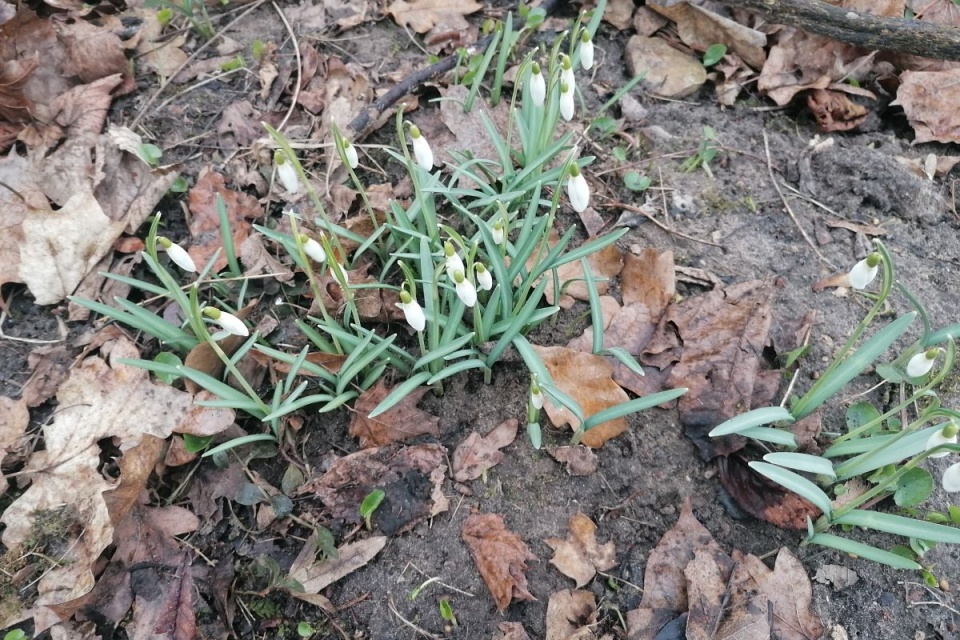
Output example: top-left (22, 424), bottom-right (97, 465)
top-left (387, 0), bottom-right (483, 34)
top-left (349, 379), bottom-right (440, 448)
top-left (187, 168), bottom-right (264, 273)
top-left (545, 513), bottom-right (616, 588)
top-left (462, 513), bottom-right (537, 612)
top-left (452, 418), bottom-right (518, 482)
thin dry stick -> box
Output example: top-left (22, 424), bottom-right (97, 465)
top-left (270, 1), bottom-right (302, 134)
top-left (607, 200), bottom-right (723, 248)
top-left (762, 131), bottom-right (836, 269)
top-left (131, 0), bottom-right (268, 129)
top-left (388, 596), bottom-right (442, 639)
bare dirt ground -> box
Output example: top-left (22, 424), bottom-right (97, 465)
top-left (2, 1), bottom-right (960, 639)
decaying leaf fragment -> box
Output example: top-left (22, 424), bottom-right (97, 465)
top-left (892, 68), bottom-right (960, 144)
top-left (545, 589), bottom-right (600, 640)
top-left (349, 379), bottom-right (440, 448)
top-left (452, 418), bottom-right (518, 482)
top-left (545, 513), bottom-right (616, 588)
top-left (387, 0), bottom-right (483, 34)
top-left (462, 513), bottom-right (537, 612)
top-left (288, 532), bottom-right (387, 596)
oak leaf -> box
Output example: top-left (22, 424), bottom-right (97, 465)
top-left (462, 513), bottom-right (537, 612)
top-left (545, 513), bottom-right (616, 588)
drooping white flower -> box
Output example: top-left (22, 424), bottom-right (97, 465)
top-left (453, 270), bottom-right (477, 307)
top-left (343, 141), bottom-right (359, 169)
top-left (530, 380), bottom-right (544, 410)
top-left (203, 307), bottom-right (249, 337)
top-left (559, 81), bottom-right (574, 121)
top-left (907, 348), bottom-right (939, 378)
top-left (157, 236), bottom-right (196, 272)
top-left (299, 234), bottom-right (326, 262)
top-left (275, 151), bottom-right (300, 194)
top-left (476, 263), bottom-right (493, 291)
top-left (443, 241), bottom-right (465, 279)
top-left (335, 263), bottom-right (349, 284)
top-left (943, 462), bottom-right (960, 492)
top-left (848, 253), bottom-right (881, 290)
top-left (529, 61), bottom-right (546, 107)
top-left (926, 423), bottom-right (958, 459)
top-left (566, 164), bottom-right (589, 213)
top-left (580, 32), bottom-right (594, 70)
top-left (396, 290), bottom-right (426, 332)
top-left (560, 54), bottom-right (575, 96)
top-left (492, 219), bottom-right (505, 245)
top-left (409, 124), bottom-right (434, 171)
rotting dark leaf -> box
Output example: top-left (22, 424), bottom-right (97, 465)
top-left (717, 454), bottom-right (820, 529)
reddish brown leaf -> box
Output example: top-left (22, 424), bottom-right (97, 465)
top-left (187, 169), bottom-right (264, 273)
top-left (462, 513), bottom-right (537, 612)
top-left (545, 513), bottom-right (616, 588)
top-left (153, 552), bottom-right (197, 640)
top-left (349, 379), bottom-right (440, 448)
top-left (892, 68), bottom-right (960, 144)
top-left (807, 89), bottom-right (869, 132)
top-left (452, 418), bottom-right (518, 482)
top-left (718, 455), bottom-right (820, 529)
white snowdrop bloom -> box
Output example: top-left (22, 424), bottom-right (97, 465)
top-left (848, 253), bottom-right (880, 290)
top-left (492, 219), bottom-right (505, 245)
top-left (530, 385), bottom-right (544, 410)
top-left (157, 237), bottom-right (196, 272)
top-left (907, 348), bottom-right (939, 378)
top-left (299, 234), bottom-right (326, 262)
top-left (943, 462), bottom-right (960, 492)
top-left (926, 423), bottom-right (958, 459)
top-left (203, 307), bottom-right (249, 337)
top-left (409, 124), bottom-right (434, 171)
top-left (396, 290), bottom-right (426, 332)
top-left (559, 81), bottom-right (575, 121)
top-left (560, 54), bottom-right (575, 96)
top-left (443, 241), bottom-right (465, 279)
top-left (529, 61), bottom-right (546, 107)
top-left (275, 152), bottom-right (300, 194)
top-left (580, 32), bottom-right (594, 70)
top-left (335, 263), bottom-right (349, 284)
top-left (476, 263), bottom-right (493, 291)
top-left (566, 164), bottom-right (589, 213)
top-left (453, 271), bottom-right (477, 307)
top-left (343, 141), bottom-right (359, 169)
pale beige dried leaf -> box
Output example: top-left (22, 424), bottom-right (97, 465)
top-left (453, 419), bottom-right (518, 482)
top-left (0, 396), bottom-right (29, 495)
top-left (603, 0), bottom-right (635, 29)
top-left (892, 69), bottom-right (960, 144)
top-left (462, 513), bottom-right (537, 612)
top-left (289, 533), bottom-right (387, 593)
top-left (546, 589), bottom-right (598, 640)
top-left (622, 248), bottom-right (675, 316)
top-left (545, 513), bottom-right (616, 588)
top-left (547, 446), bottom-right (598, 476)
top-left (387, 0), bottom-right (483, 33)
top-left (495, 622), bottom-right (533, 640)
top-left (649, 2), bottom-right (766, 69)
top-left (625, 36), bottom-right (706, 99)
top-left (350, 379), bottom-right (440, 448)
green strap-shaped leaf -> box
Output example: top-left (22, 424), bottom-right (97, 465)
top-left (764, 452), bottom-right (836, 479)
top-left (368, 372), bottom-right (432, 418)
top-left (738, 427), bottom-right (797, 447)
top-left (582, 388), bottom-right (687, 431)
top-left (749, 461), bottom-right (833, 517)
top-left (709, 406), bottom-right (795, 437)
top-left (835, 509), bottom-right (960, 544)
top-left (807, 533), bottom-right (921, 570)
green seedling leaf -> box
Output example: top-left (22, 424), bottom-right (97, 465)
top-left (170, 176), bottom-right (189, 193)
top-left (894, 468), bottom-right (934, 507)
top-left (582, 388), bottom-right (687, 431)
top-left (807, 533), bottom-right (921, 569)
top-left (612, 146), bottom-right (627, 163)
top-left (737, 426), bottom-right (797, 446)
top-left (360, 489), bottom-right (386, 529)
top-left (780, 345), bottom-right (809, 369)
top-left (845, 401), bottom-right (882, 436)
top-left (527, 422), bottom-right (542, 449)
top-left (950, 505), bottom-right (960, 524)
top-left (702, 43), bottom-right (727, 66)
top-left (623, 171), bottom-right (651, 192)
top-left (749, 461), bottom-right (833, 517)
top-left (152, 352), bottom-right (183, 384)
top-left (709, 406), bottom-right (795, 437)
top-left (439, 599), bottom-right (457, 625)
top-left (297, 622), bottom-right (315, 638)
top-left (592, 115), bottom-right (619, 135)
top-left (183, 434), bottom-right (213, 453)
top-left (875, 363), bottom-right (904, 384)
top-left (763, 452), bottom-right (836, 479)
top-left (835, 509), bottom-right (960, 544)
top-left (220, 55), bottom-right (244, 71)
top-left (137, 143), bottom-right (163, 166)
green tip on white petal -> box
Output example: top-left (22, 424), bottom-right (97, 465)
top-left (409, 124), bottom-right (421, 138)
top-left (399, 289), bottom-right (413, 304)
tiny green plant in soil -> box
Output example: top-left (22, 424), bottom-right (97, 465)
top-left (711, 241), bottom-right (960, 573)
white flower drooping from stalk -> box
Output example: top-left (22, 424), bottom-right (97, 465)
top-left (275, 151), bottom-right (300, 194)
top-left (906, 348), bottom-right (939, 378)
top-left (443, 241), bottom-right (465, 279)
top-left (566, 163), bottom-right (590, 213)
top-left (409, 124), bottom-right (434, 171)
top-left (580, 31), bottom-right (594, 70)
top-left (560, 54), bottom-right (575, 96)
top-left (202, 307), bottom-right (249, 337)
top-left (942, 462), bottom-right (960, 492)
top-left (492, 219), bottom-right (506, 245)
top-left (453, 270), bottom-right (477, 307)
top-left (475, 262), bottom-right (493, 291)
top-left (530, 377), bottom-right (544, 410)
top-left (559, 81), bottom-right (574, 121)
top-left (529, 61), bottom-right (546, 107)
top-left (157, 237), bottom-right (196, 272)
top-left (299, 234), bottom-right (326, 263)
top-left (396, 290), bottom-right (426, 332)
top-left (926, 422), bottom-right (959, 459)
top-left (847, 252), bottom-right (881, 290)
top-left (343, 140), bottom-right (359, 169)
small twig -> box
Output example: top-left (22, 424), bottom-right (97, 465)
top-left (388, 595), bottom-right (442, 639)
top-left (608, 200), bottom-right (724, 248)
top-left (778, 310), bottom-right (816, 408)
top-left (271, 1), bottom-right (302, 135)
top-left (762, 131), bottom-right (837, 269)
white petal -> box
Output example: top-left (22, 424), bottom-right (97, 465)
top-left (398, 300), bottom-right (426, 332)
top-left (413, 135), bottom-right (434, 171)
top-left (303, 238), bottom-right (326, 262)
top-left (344, 144), bottom-right (359, 169)
top-left (906, 351), bottom-right (936, 378)
top-left (445, 253), bottom-right (465, 279)
top-left (277, 160), bottom-right (300, 194)
top-left (567, 173), bottom-right (590, 213)
top-left (477, 268), bottom-right (493, 291)
top-left (530, 390), bottom-right (544, 410)
top-left (926, 428), bottom-right (958, 459)
top-left (943, 462), bottom-right (960, 492)
top-left (216, 311), bottom-right (249, 337)
top-left (559, 88), bottom-right (575, 121)
top-left (492, 225), bottom-right (505, 245)
top-left (562, 65), bottom-right (576, 95)
top-left (848, 258), bottom-right (878, 290)
top-left (580, 39), bottom-right (594, 70)
top-left (456, 278), bottom-right (477, 307)
top-left (530, 71), bottom-right (546, 107)
top-left (164, 242), bottom-right (196, 272)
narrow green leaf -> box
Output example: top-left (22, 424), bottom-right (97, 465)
top-left (738, 427), bottom-right (798, 447)
top-left (203, 433), bottom-right (278, 457)
top-left (426, 359), bottom-right (489, 385)
top-left (709, 406), bottom-right (795, 437)
top-left (583, 388), bottom-right (687, 430)
top-left (527, 422), bottom-right (542, 449)
top-left (807, 533), bottom-right (921, 569)
top-left (368, 372), bottom-right (433, 418)
top-left (413, 333), bottom-right (476, 370)
top-left (749, 461), bottom-right (833, 517)
top-left (834, 425), bottom-right (942, 479)
top-left (600, 347), bottom-right (644, 377)
top-left (581, 258), bottom-right (604, 355)
top-left (763, 452), bottom-right (836, 479)
top-left (835, 509), bottom-right (960, 544)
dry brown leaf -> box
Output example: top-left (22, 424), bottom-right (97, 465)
top-left (622, 248), bottom-right (675, 315)
top-left (324, 0), bottom-right (371, 29)
top-left (907, 0), bottom-right (960, 25)
top-left (452, 418), bottom-right (518, 482)
top-left (824, 218), bottom-right (887, 236)
top-left (649, 1), bottom-right (766, 69)
top-left (718, 454), bottom-right (820, 529)
top-left (187, 169), bottom-right (264, 272)
top-left (288, 532), bottom-right (387, 594)
top-left (300, 444), bottom-right (449, 534)
top-left (438, 84), bottom-right (511, 183)
top-left (547, 446), bottom-right (598, 477)
top-left (603, 0), bottom-right (635, 29)
top-left (807, 89), bottom-right (869, 132)
top-left (531, 233), bottom-right (622, 309)
top-left (533, 345), bottom-right (630, 448)
top-left (349, 379), bottom-right (440, 448)
top-left (545, 513), bottom-right (616, 588)
top-left (495, 622), bottom-right (533, 640)
top-left (625, 35), bottom-right (706, 99)
top-left (462, 513), bottom-right (537, 612)
top-left (892, 69), bottom-right (960, 144)
top-left (0, 396), bottom-right (29, 495)
top-left (387, 0), bottom-right (483, 34)
top-left (546, 589), bottom-right (598, 640)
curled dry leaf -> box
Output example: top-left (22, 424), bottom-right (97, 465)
top-left (545, 513), bottom-right (616, 588)
top-left (0, 396), bottom-right (29, 495)
top-left (546, 589), bottom-right (601, 640)
top-left (462, 513), bottom-right (537, 612)
top-left (452, 418), bottom-right (518, 482)
top-left (288, 532), bottom-right (387, 595)
top-left (717, 455), bottom-right (820, 530)
top-left (807, 89), bottom-right (869, 132)
top-left (349, 379), bottom-right (440, 448)
top-left (496, 622), bottom-right (533, 640)
top-left (892, 68), bottom-right (960, 144)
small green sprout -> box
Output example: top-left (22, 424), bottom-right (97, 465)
top-left (439, 598), bottom-right (458, 627)
top-left (702, 43), bottom-right (727, 66)
top-left (360, 489), bottom-right (386, 530)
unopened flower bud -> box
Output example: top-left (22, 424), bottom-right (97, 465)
top-left (926, 423), bottom-right (958, 459)
top-left (299, 234), bottom-right (326, 263)
top-left (906, 348), bottom-right (939, 378)
top-left (409, 124), bottom-right (434, 171)
top-left (275, 151), bottom-right (300, 194)
top-left (396, 290), bottom-right (426, 332)
top-left (942, 462), bottom-right (960, 492)
top-left (453, 270), bottom-right (477, 307)
top-left (476, 263), bottom-right (493, 291)
top-left (529, 61), bottom-right (546, 107)
top-left (566, 164), bottom-right (589, 213)
top-left (848, 252), bottom-right (881, 290)
top-left (157, 236), bottom-right (196, 272)
top-left (202, 307), bottom-right (249, 337)
top-left (580, 31), bottom-right (594, 70)
top-left (559, 81), bottom-right (574, 121)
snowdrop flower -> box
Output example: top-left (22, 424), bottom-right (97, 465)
top-left (906, 348), bottom-right (939, 378)
top-left (579, 31), bottom-right (594, 70)
top-left (396, 290), bottom-right (426, 332)
top-left (560, 54), bottom-right (575, 95)
top-left (475, 262), bottom-right (493, 291)
top-left (926, 422), bottom-right (958, 459)
top-left (529, 61), bottom-right (546, 107)
top-left (847, 252), bottom-right (881, 290)
top-left (530, 379), bottom-right (544, 410)
top-left (492, 219), bottom-right (505, 245)
top-left (157, 236), bottom-right (196, 272)
top-left (343, 140), bottom-right (359, 169)
top-left (566, 163), bottom-right (589, 213)
top-left (299, 234), bottom-right (326, 263)
top-left (943, 462), bottom-right (960, 492)
top-left (559, 81), bottom-right (574, 121)
top-left (409, 124), bottom-right (434, 171)
top-left (453, 271), bottom-right (477, 307)
top-left (335, 263), bottom-right (349, 284)
top-left (202, 307), bottom-right (249, 337)
top-left (443, 241), bottom-right (465, 279)
top-left (274, 151), bottom-right (300, 194)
